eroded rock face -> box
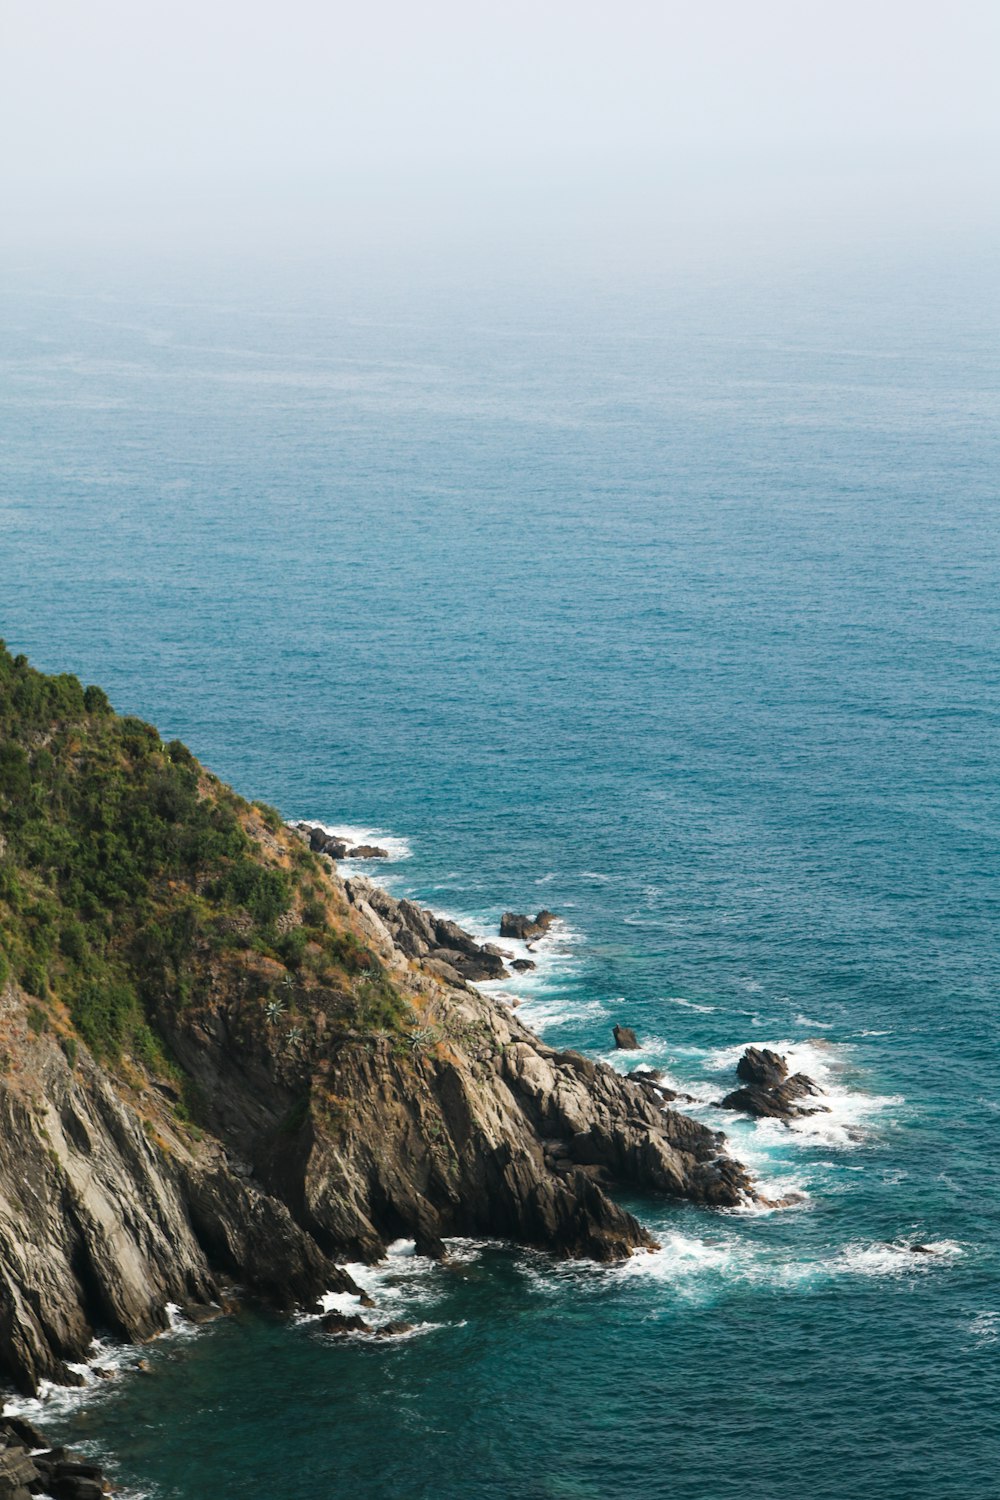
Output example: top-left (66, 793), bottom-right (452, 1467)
top-left (344, 877), bottom-right (513, 982)
top-left (0, 1004), bottom-right (350, 1395)
top-left (0, 831), bottom-right (754, 1396)
top-left (613, 1025), bottom-right (640, 1050)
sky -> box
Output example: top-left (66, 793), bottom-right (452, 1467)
top-left (2, 1), bottom-right (999, 264)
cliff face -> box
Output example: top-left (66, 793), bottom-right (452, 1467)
top-left (0, 646), bottom-right (752, 1393)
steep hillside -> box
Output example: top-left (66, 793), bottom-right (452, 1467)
top-left (0, 644), bottom-right (753, 1393)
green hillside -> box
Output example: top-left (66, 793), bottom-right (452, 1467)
top-left (0, 643), bottom-right (405, 1068)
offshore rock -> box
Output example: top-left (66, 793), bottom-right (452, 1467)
top-left (736, 1047), bottom-right (788, 1088)
top-left (499, 911), bottom-right (556, 942)
top-left (720, 1047), bottom-right (826, 1119)
top-left (613, 1025), bottom-right (640, 1050)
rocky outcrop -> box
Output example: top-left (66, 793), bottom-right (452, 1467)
top-left (736, 1047), bottom-right (788, 1088)
top-left (0, 991), bottom-right (352, 1395)
top-left (296, 825), bottom-right (388, 860)
top-left (613, 1025), bottom-right (640, 1050)
top-left (720, 1048), bottom-right (828, 1120)
top-left (0, 841), bottom-right (754, 1396)
top-left (0, 1416), bottom-right (110, 1499)
top-left (0, 654), bottom-right (758, 1407)
top-left (343, 877), bottom-right (512, 982)
top-left (499, 911), bottom-right (556, 942)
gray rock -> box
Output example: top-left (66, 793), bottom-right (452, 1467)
top-left (736, 1047), bottom-right (788, 1088)
top-left (499, 911), bottom-right (557, 941)
top-left (613, 1025), bottom-right (640, 1050)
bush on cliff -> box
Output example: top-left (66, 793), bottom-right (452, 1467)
top-left (0, 642), bottom-right (400, 1062)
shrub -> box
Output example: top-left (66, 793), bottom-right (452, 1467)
top-left (83, 684), bottom-right (112, 715)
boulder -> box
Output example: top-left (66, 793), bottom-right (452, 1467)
top-left (0, 1417), bottom-right (49, 1450)
top-left (511, 959), bottom-right (536, 973)
top-left (51, 1479), bottom-right (103, 1500)
top-left (499, 911), bottom-right (557, 942)
top-left (398, 900), bottom-right (438, 948)
top-left (736, 1047), bottom-right (788, 1088)
top-left (320, 1311), bottom-right (371, 1335)
top-left (720, 1071), bottom-right (827, 1120)
top-left (433, 918), bottom-right (489, 960)
top-left (613, 1025), bottom-right (640, 1050)
top-left (394, 927), bottom-right (428, 959)
top-left (431, 947), bottom-right (509, 982)
top-left (347, 845), bottom-right (389, 859)
top-left (302, 825), bottom-right (351, 859)
top-left (377, 1320), bottom-right (415, 1337)
top-left (0, 1448), bottom-right (39, 1493)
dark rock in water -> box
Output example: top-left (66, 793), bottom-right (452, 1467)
top-left (511, 958), bottom-right (536, 973)
top-left (0, 1416), bottom-right (49, 1450)
top-left (613, 1025), bottom-right (640, 1050)
top-left (320, 1311), bottom-right (371, 1336)
top-left (377, 1320), bottom-right (415, 1337)
top-left (721, 1070), bottom-right (827, 1120)
top-left (721, 1084), bottom-right (790, 1118)
top-left (909, 1243), bottom-right (937, 1255)
top-left (348, 844), bottom-right (389, 859)
top-left (50, 1478), bottom-right (103, 1500)
top-left (301, 825), bottom-right (350, 859)
top-left (499, 910), bottom-right (557, 941)
top-left (736, 1047), bottom-right (788, 1089)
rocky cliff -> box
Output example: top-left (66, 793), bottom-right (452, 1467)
top-left (0, 645), bottom-right (752, 1394)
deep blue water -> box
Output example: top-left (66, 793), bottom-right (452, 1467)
top-left (2, 250), bottom-right (999, 1498)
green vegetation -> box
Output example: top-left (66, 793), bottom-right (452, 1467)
top-left (0, 643), bottom-right (406, 1063)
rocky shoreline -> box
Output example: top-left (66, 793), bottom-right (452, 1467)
top-left (0, 804), bottom-right (757, 1411)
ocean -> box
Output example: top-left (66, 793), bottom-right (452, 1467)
top-left (1, 247), bottom-right (998, 1498)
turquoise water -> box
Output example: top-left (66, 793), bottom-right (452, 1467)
top-left (2, 251), bottom-right (999, 1498)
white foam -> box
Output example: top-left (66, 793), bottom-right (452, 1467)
top-left (2, 1304), bottom-right (207, 1426)
top-left (665, 996), bottom-right (716, 1013)
top-left (969, 1311), bottom-right (1000, 1346)
top-left (618, 1232), bottom-right (737, 1282)
top-left (701, 1036), bottom-right (903, 1149)
top-left (834, 1239), bottom-right (963, 1277)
